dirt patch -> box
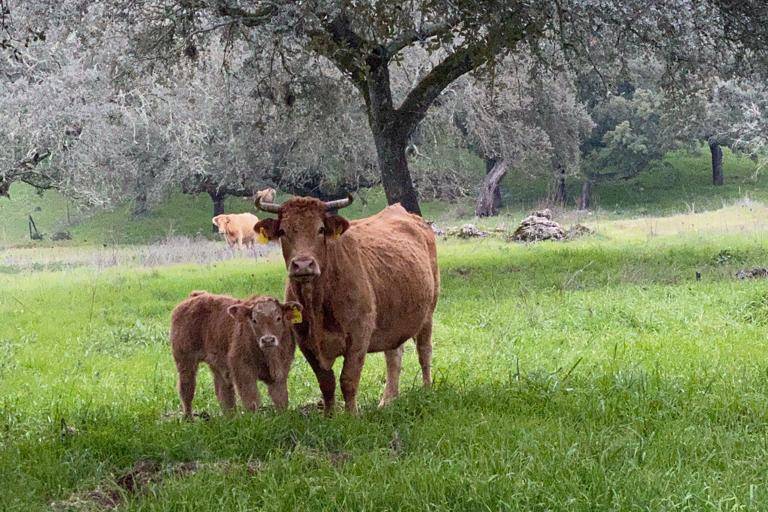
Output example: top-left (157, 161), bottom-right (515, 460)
top-left (328, 451), bottom-right (352, 467)
top-left (450, 267), bottom-right (473, 278)
top-left (736, 268), bottom-right (768, 279)
top-left (51, 459), bottom-right (161, 511)
top-left (565, 224), bottom-right (594, 240)
top-left (159, 410), bottom-right (211, 422)
top-left (50, 458), bottom-right (263, 510)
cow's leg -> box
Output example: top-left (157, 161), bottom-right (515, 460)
top-left (300, 345), bottom-right (336, 414)
top-left (211, 366), bottom-right (236, 414)
top-left (340, 347), bottom-right (367, 415)
top-left (379, 345), bottom-right (404, 407)
top-left (267, 380), bottom-right (289, 411)
top-left (230, 359), bottom-right (261, 411)
top-left (415, 321), bottom-right (433, 388)
top-left (175, 357), bottom-right (198, 419)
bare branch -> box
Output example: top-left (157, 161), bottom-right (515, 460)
top-left (385, 19), bottom-right (460, 58)
top-left (215, 2), bottom-right (278, 27)
top-left (396, 40), bottom-right (498, 130)
top-left (307, 14), bottom-right (371, 92)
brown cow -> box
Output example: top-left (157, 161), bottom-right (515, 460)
top-left (170, 291), bottom-right (302, 418)
top-left (254, 195), bottom-right (439, 414)
top-left (212, 213), bottom-right (260, 248)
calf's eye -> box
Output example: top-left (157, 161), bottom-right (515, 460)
top-left (277, 228), bottom-right (286, 237)
top-left (318, 227), bottom-right (325, 235)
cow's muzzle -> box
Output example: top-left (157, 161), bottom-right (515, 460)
top-left (289, 257), bottom-right (320, 281)
top-left (258, 335), bottom-right (279, 349)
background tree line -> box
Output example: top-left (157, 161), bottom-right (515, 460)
top-left (2, 0), bottom-right (767, 219)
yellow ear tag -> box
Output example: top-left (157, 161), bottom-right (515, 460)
top-left (256, 228), bottom-right (269, 245)
top-left (290, 307), bottom-right (303, 324)
top-left (331, 227), bottom-right (342, 240)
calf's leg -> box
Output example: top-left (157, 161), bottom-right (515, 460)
top-left (230, 359), bottom-right (261, 411)
top-left (210, 366), bottom-right (236, 414)
top-left (175, 357), bottom-right (198, 419)
top-left (267, 380), bottom-right (289, 411)
top-left (379, 346), bottom-right (404, 407)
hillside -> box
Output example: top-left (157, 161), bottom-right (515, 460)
top-left (0, 146), bottom-right (764, 247)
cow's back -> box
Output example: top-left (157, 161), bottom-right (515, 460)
top-left (227, 213), bottom-right (258, 233)
top-left (170, 293), bottom-right (238, 361)
top-left (341, 205), bottom-right (439, 351)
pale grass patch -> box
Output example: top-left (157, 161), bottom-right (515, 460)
top-left (0, 236), bottom-right (279, 272)
top-left (586, 199), bottom-right (768, 241)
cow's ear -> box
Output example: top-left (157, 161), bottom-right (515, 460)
top-left (227, 303), bottom-right (253, 319)
top-left (281, 301), bottom-right (303, 324)
top-left (253, 218), bottom-right (280, 243)
top-left (324, 215), bottom-right (350, 240)
top-left (212, 215), bottom-right (224, 227)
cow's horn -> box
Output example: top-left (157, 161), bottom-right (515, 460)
top-left (255, 195), bottom-right (281, 214)
top-left (324, 194), bottom-right (353, 211)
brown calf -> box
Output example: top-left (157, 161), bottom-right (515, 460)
top-left (170, 291), bottom-right (302, 418)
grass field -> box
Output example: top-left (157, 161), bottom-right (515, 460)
top-left (2, 206), bottom-right (768, 510)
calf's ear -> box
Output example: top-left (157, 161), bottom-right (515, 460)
top-left (212, 215), bottom-right (223, 227)
top-left (253, 218), bottom-right (280, 243)
top-left (227, 303), bottom-right (253, 319)
top-left (324, 215), bottom-right (350, 240)
top-left (281, 301), bottom-right (304, 324)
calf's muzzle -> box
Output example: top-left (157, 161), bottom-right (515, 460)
top-left (259, 335), bottom-right (278, 349)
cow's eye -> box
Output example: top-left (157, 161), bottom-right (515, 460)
top-left (277, 228), bottom-right (286, 237)
top-left (318, 226), bottom-right (325, 235)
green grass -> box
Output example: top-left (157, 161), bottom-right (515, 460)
top-left (503, 146), bottom-right (765, 216)
top-left (0, 184), bottom-right (73, 245)
top-left (3, 220), bottom-right (768, 510)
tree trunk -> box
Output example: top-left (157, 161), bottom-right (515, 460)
top-left (372, 129), bottom-right (422, 215)
top-left (132, 190), bottom-right (149, 216)
top-left (485, 158), bottom-right (502, 211)
top-left (209, 191), bottom-right (226, 233)
top-left (553, 161), bottom-right (567, 205)
top-left (475, 159), bottom-right (509, 217)
top-left (364, 50), bottom-right (423, 216)
top-left (709, 139), bottom-right (724, 186)
top-left (578, 179), bottom-right (593, 210)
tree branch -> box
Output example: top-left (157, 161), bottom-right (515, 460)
top-left (1, 151), bottom-right (55, 197)
top-left (181, 173), bottom-right (260, 198)
top-left (385, 19), bottom-right (459, 57)
top-left (396, 40), bottom-right (496, 130)
top-left (215, 2), bottom-right (278, 27)
top-left (307, 14), bottom-right (371, 93)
